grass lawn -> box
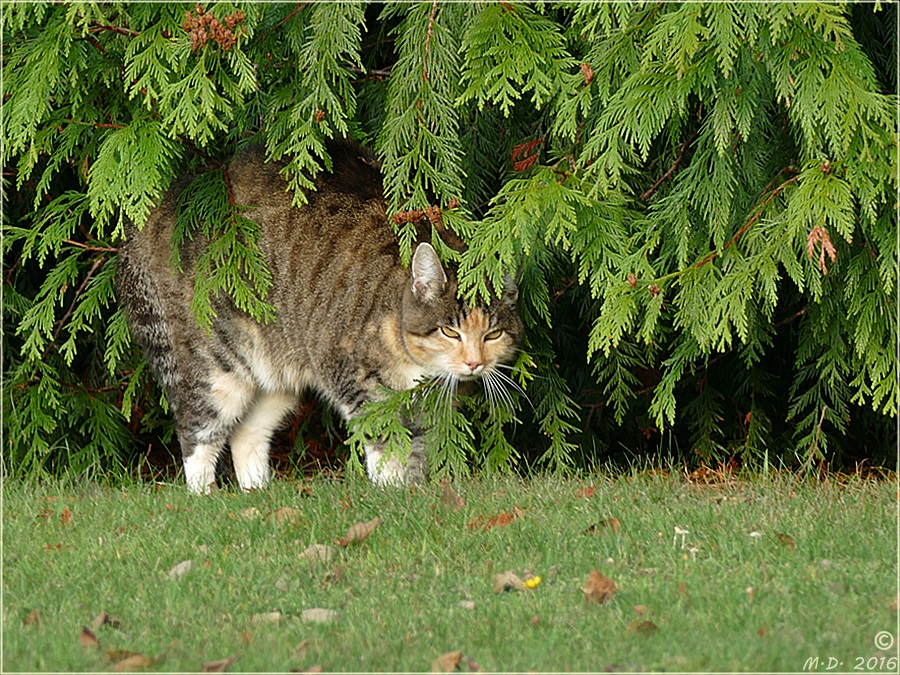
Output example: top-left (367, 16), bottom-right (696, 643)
top-left (2, 471), bottom-right (897, 672)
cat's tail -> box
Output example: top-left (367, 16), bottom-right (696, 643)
top-left (116, 234), bottom-right (181, 398)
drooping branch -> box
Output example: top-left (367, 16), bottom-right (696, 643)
top-left (639, 131), bottom-right (699, 202)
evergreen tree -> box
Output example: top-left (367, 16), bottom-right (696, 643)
top-left (3, 2), bottom-right (896, 481)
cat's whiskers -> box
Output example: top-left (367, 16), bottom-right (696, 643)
top-left (487, 367), bottom-right (532, 411)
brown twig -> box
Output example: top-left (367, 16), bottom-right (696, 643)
top-left (64, 240), bottom-right (118, 253)
top-left (89, 21), bottom-right (139, 37)
top-left (50, 255), bottom-right (107, 348)
top-left (639, 131), bottom-right (699, 202)
top-left (65, 119), bottom-right (126, 130)
top-left (253, 2), bottom-right (310, 45)
top-left (694, 173), bottom-right (800, 269)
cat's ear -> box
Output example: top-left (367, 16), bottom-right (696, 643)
top-left (411, 243), bottom-right (447, 303)
top-left (501, 274), bottom-right (519, 304)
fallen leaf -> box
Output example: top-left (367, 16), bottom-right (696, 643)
top-left (250, 611), bottom-right (284, 624)
top-left (91, 611), bottom-right (121, 632)
top-left (530, 615), bottom-right (540, 626)
top-left (890, 595), bottom-right (899, 612)
top-left (167, 559), bottom-right (193, 580)
top-left (23, 609), bottom-right (41, 626)
top-left (775, 532), bottom-right (796, 550)
top-left (270, 507), bottom-right (304, 525)
top-left (337, 517), bottom-right (384, 547)
top-left (440, 480), bottom-right (465, 509)
top-left (588, 518), bottom-right (621, 535)
top-left (467, 506), bottom-right (524, 531)
top-left (111, 653), bottom-right (153, 671)
top-left (575, 485), bottom-right (596, 499)
top-left (627, 619), bottom-right (658, 636)
top-left (106, 650), bottom-right (138, 662)
top-left (431, 650), bottom-right (462, 673)
top-left (298, 544), bottom-right (335, 563)
top-left (300, 608), bottom-right (338, 624)
top-left (201, 654), bottom-right (238, 672)
top-left (757, 625), bottom-right (767, 638)
top-left (633, 605), bottom-right (647, 615)
top-left (583, 570), bottom-right (618, 605)
top-left (61, 507), bottom-right (72, 525)
top-left (492, 571), bottom-right (526, 593)
top-left (79, 626), bottom-right (100, 649)
top-left (297, 666), bottom-right (323, 674)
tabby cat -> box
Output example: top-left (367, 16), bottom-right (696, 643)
top-left (117, 144), bottom-right (522, 492)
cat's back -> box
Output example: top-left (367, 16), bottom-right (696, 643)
top-left (118, 143), bottom-right (418, 391)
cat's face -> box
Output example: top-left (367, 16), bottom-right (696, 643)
top-left (401, 244), bottom-right (522, 381)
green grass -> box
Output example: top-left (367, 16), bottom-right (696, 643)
top-left (2, 472), bottom-right (897, 672)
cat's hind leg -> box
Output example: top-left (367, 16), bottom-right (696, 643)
top-left (229, 391), bottom-right (299, 491)
top-left (178, 370), bottom-right (257, 493)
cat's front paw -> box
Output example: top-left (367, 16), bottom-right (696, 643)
top-left (365, 446), bottom-right (427, 487)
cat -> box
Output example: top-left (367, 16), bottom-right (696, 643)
top-left (117, 143), bottom-right (522, 492)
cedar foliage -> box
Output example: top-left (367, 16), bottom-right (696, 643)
top-left (3, 2), bottom-right (896, 481)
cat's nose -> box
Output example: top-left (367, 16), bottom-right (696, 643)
top-left (465, 360), bottom-right (483, 374)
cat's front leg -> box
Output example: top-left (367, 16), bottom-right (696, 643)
top-left (365, 435), bottom-right (427, 487)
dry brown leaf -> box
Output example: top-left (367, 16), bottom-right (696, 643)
top-left (201, 654), bottom-right (238, 672)
top-left (467, 506), bottom-right (524, 531)
top-left (337, 517), bottom-right (384, 547)
top-left (583, 570), bottom-right (618, 605)
top-left (111, 653), bottom-right (153, 671)
top-left (61, 506), bottom-right (73, 525)
top-left (91, 611), bottom-right (121, 632)
top-left (890, 595), bottom-right (899, 612)
top-left (440, 480), bottom-right (465, 509)
top-left (492, 571), bottom-right (526, 593)
top-left (588, 518), bottom-right (621, 535)
top-left (775, 532), bottom-right (796, 550)
top-left (297, 666), bottom-right (323, 674)
top-left (270, 507), bottom-right (304, 525)
top-left (23, 609), bottom-right (41, 626)
top-left (431, 650), bottom-right (462, 673)
top-left (298, 544), bottom-right (335, 563)
top-left (79, 626), bottom-right (100, 649)
top-left (575, 485), bottom-right (596, 499)
top-left (627, 619), bottom-right (658, 636)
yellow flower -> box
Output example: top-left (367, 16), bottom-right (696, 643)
top-left (524, 575), bottom-right (542, 589)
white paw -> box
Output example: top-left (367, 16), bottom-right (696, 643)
top-left (235, 461), bottom-right (271, 492)
top-left (184, 453), bottom-right (217, 494)
top-left (366, 448), bottom-right (408, 487)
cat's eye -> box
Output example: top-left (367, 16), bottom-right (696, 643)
top-left (484, 329), bottom-right (503, 341)
top-left (440, 326), bottom-right (461, 340)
